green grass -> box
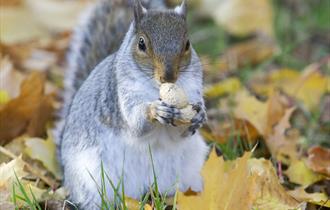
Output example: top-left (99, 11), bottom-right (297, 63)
top-left (12, 172), bottom-right (42, 210)
top-left (87, 146), bottom-right (177, 210)
top-left (13, 146), bottom-right (178, 210)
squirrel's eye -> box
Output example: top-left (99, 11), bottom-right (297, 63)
top-left (185, 40), bottom-right (190, 51)
top-left (138, 37), bottom-right (146, 52)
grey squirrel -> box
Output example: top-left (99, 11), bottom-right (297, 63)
top-left (55, 0), bottom-right (208, 209)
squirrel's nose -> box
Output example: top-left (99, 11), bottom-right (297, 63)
top-left (161, 72), bottom-right (176, 83)
top-left (160, 63), bottom-right (177, 83)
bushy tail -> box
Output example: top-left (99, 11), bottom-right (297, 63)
top-left (54, 0), bottom-right (165, 146)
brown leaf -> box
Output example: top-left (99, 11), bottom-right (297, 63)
top-left (306, 146), bottom-right (330, 177)
top-left (203, 119), bottom-right (259, 144)
top-left (265, 107), bottom-right (299, 163)
top-left (0, 72), bottom-right (55, 144)
top-left (265, 90), bottom-right (291, 136)
top-left (218, 38), bottom-right (278, 74)
top-left (288, 187), bottom-right (330, 207)
top-left (27, 93), bottom-right (56, 137)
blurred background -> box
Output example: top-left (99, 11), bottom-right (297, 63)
top-left (0, 0), bottom-right (329, 209)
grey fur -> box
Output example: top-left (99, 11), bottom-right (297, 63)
top-left (57, 0), bottom-right (208, 209)
top-left (54, 0), bottom-right (165, 151)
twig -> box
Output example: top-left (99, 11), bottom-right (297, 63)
top-left (0, 146), bottom-right (58, 188)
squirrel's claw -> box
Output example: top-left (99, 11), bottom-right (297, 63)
top-left (149, 100), bottom-right (181, 125)
top-left (182, 102), bottom-right (206, 137)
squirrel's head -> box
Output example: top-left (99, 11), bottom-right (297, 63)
top-left (132, 0), bottom-right (191, 84)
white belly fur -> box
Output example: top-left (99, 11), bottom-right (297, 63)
top-left (99, 125), bottom-right (209, 199)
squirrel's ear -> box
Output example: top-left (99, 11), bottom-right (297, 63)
top-left (174, 0), bottom-right (187, 19)
top-left (134, 0), bottom-right (146, 27)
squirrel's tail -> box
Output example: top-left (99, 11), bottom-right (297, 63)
top-left (54, 0), bottom-right (165, 147)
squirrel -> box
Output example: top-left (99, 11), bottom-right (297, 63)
top-left (55, 0), bottom-right (208, 209)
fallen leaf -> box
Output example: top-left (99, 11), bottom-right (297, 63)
top-left (0, 6), bottom-right (49, 44)
top-left (288, 187), bottom-right (330, 208)
top-left (306, 146), bottom-right (330, 177)
top-left (284, 160), bottom-right (324, 187)
top-left (25, 0), bottom-right (89, 31)
top-left (0, 0), bottom-right (87, 44)
top-left (177, 149), bottom-right (302, 210)
top-left (250, 65), bottom-right (330, 111)
top-left (0, 56), bottom-right (25, 98)
top-left (0, 156), bottom-right (27, 185)
top-left (203, 119), bottom-right (259, 144)
top-left (217, 38), bottom-right (278, 74)
top-left (0, 91), bottom-right (10, 105)
top-left (24, 132), bottom-right (62, 179)
top-left (204, 77), bottom-right (242, 98)
top-left (265, 90), bottom-right (290, 136)
top-left (223, 89), bottom-right (268, 135)
top-left (265, 107), bottom-right (299, 163)
top-left (200, 0), bottom-right (274, 37)
top-left (0, 72), bottom-right (55, 144)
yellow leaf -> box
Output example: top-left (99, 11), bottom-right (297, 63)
top-left (177, 149), bottom-right (302, 210)
top-left (0, 91), bottom-right (10, 105)
top-left (250, 66), bottom-right (329, 111)
top-left (288, 187), bottom-right (330, 208)
top-left (24, 132), bottom-right (62, 179)
top-left (229, 89), bottom-right (268, 135)
top-left (0, 156), bottom-right (27, 186)
top-left (204, 77), bottom-right (242, 98)
top-left (201, 0), bottom-right (274, 37)
top-left (284, 160), bottom-right (323, 187)
top-left (0, 156), bottom-right (48, 207)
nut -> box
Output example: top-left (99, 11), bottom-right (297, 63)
top-left (159, 83), bottom-right (188, 108)
top-left (159, 83), bottom-right (196, 125)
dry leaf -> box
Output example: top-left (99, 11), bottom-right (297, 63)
top-left (0, 6), bottom-right (49, 44)
top-left (306, 146), bottom-right (330, 177)
top-left (265, 107), bottom-right (299, 163)
top-left (204, 77), bottom-right (242, 98)
top-left (25, 0), bottom-right (90, 31)
top-left (288, 187), bottom-right (330, 208)
top-left (203, 119), bottom-right (259, 144)
top-left (218, 38), bottom-right (278, 74)
top-left (177, 149), bottom-right (302, 210)
top-left (200, 0), bottom-right (274, 37)
top-left (24, 132), bottom-right (62, 179)
top-left (0, 91), bottom-right (10, 105)
top-left (284, 160), bottom-right (323, 187)
top-left (0, 56), bottom-right (25, 98)
top-left (220, 89), bottom-right (289, 136)
top-left (0, 0), bottom-right (88, 44)
top-left (0, 72), bottom-right (55, 144)
top-left (223, 89), bottom-right (268, 135)
top-left (0, 156), bottom-right (27, 185)
top-left (250, 65), bottom-right (329, 111)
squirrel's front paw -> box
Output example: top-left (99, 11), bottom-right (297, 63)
top-left (182, 102), bottom-right (207, 137)
top-left (148, 100), bottom-right (181, 125)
